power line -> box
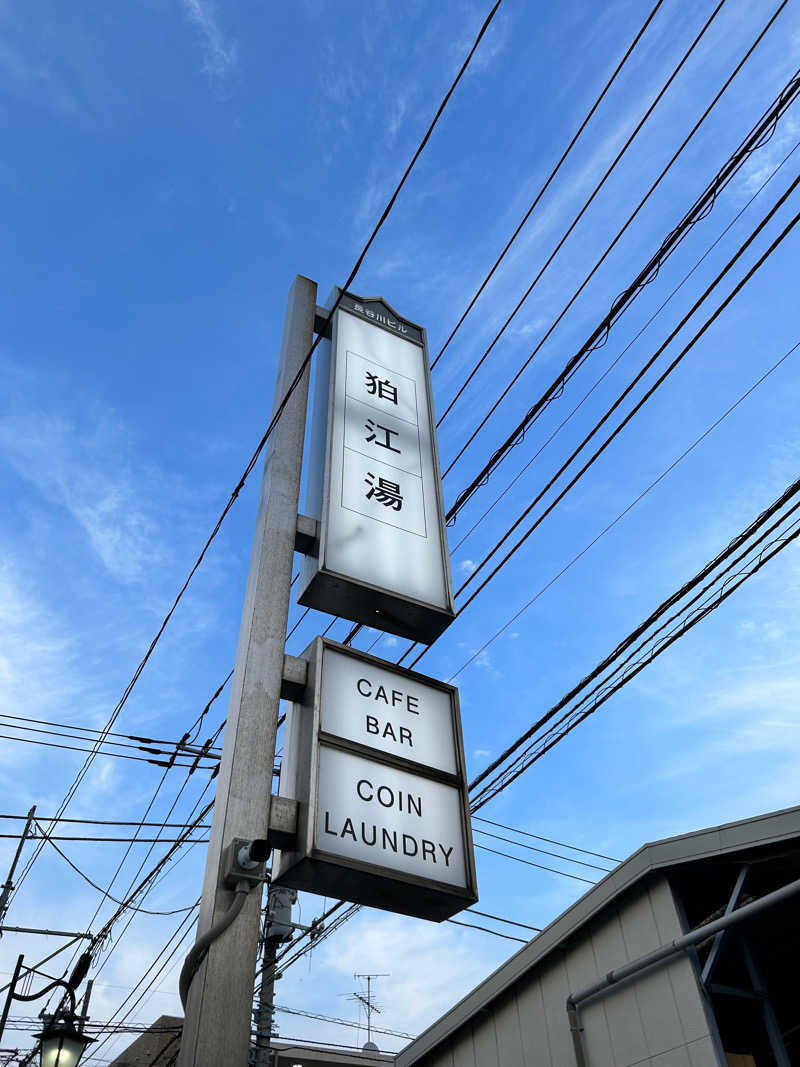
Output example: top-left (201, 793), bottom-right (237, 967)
top-left (469, 478), bottom-right (800, 811)
top-left (445, 133), bottom-right (800, 566)
top-left (31, 824), bottom-right (201, 917)
top-left (274, 1004), bottom-right (414, 1041)
top-left (438, 0), bottom-right (752, 456)
top-left (0, 733), bottom-right (216, 770)
top-left (471, 827), bottom-right (613, 872)
top-left (0, 713), bottom-right (221, 752)
top-left (444, 55), bottom-right (800, 520)
top-left (437, 173), bottom-right (800, 644)
top-left (465, 908), bottom-right (541, 932)
top-left (9, 0), bottom-right (504, 909)
top-left (471, 816), bottom-right (620, 863)
top-left (445, 918), bottom-right (527, 944)
top-left (342, 60), bottom-right (800, 661)
top-left (0, 815), bottom-right (212, 829)
top-left (429, 0), bottom-right (666, 372)
top-left (449, 334), bottom-right (800, 681)
top-left (474, 843), bottom-right (596, 884)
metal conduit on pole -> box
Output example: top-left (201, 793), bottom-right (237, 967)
top-left (566, 873), bottom-right (800, 1067)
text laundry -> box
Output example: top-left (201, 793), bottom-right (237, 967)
top-left (322, 811), bottom-right (454, 866)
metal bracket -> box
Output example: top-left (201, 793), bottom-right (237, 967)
top-left (294, 514), bottom-right (319, 557)
top-left (280, 655), bottom-right (307, 703)
top-left (267, 796), bottom-right (298, 851)
top-left (314, 306), bottom-right (332, 338)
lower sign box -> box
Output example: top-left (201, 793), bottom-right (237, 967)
top-left (272, 637), bottom-right (478, 921)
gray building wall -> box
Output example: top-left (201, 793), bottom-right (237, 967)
top-left (401, 876), bottom-right (722, 1067)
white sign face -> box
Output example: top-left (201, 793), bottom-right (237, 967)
top-left (315, 744), bottom-right (468, 889)
top-left (320, 645), bottom-right (457, 774)
top-left (272, 638), bottom-right (478, 920)
top-left (325, 308), bottom-right (449, 608)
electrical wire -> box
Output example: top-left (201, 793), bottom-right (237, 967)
top-left (474, 843), bottom-right (595, 884)
top-left (470, 479), bottom-right (800, 811)
top-left (465, 908), bottom-right (541, 932)
top-left (9, 0), bottom-right (504, 909)
top-left (471, 827), bottom-right (613, 872)
top-left (438, 0), bottom-right (753, 449)
top-left (444, 57), bottom-right (800, 520)
top-left (446, 918), bottom-right (527, 944)
top-left (430, 0), bottom-right (667, 371)
top-left (324, 62), bottom-right (800, 660)
top-left (449, 334), bottom-right (800, 682)
top-left (0, 713), bottom-right (221, 752)
top-left (0, 815), bottom-right (212, 829)
top-left (432, 173), bottom-right (800, 650)
top-left (31, 823), bottom-right (201, 916)
top-left (471, 815), bottom-right (620, 863)
top-left (0, 733), bottom-right (216, 769)
top-left (445, 133), bottom-right (800, 566)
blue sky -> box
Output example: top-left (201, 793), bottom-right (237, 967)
top-left (2, 0), bottom-right (800, 1059)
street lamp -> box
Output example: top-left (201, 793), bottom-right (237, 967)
top-left (0, 951), bottom-right (95, 1067)
top-left (35, 1015), bottom-right (95, 1067)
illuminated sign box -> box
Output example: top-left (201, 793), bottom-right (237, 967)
top-left (272, 638), bottom-right (478, 922)
top-left (298, 292), bottom-right (456, 644)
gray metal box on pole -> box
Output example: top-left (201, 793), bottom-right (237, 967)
top-left (177, 275), bottom-right (317, 1067)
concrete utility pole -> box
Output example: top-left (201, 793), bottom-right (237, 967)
top-left (178, 276), bottom-right (317, 1067)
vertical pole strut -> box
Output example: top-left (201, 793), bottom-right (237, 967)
top-left (0, 806), bottom-right (36, 935)
top-left (178, 276), bottom-right (317, 1067)
top-left (0, 956), bottom-right (24, 1043)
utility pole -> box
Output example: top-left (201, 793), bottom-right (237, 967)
top-left (0, 807), bottom-right (35, 936)
top-left (252, 886), bottom-right (297, 1065)
top-left (177, 276), bottom-right (317, 1067)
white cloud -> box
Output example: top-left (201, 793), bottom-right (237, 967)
top-left (383, 636), bottom-right (398, 648)
top-left (181, 0), bottom-right (238, 84)
top-left (458, 558), bottom-right (477, 574)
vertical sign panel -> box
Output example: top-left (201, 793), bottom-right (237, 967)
top-left (299, 293), bottom-right (455, 643)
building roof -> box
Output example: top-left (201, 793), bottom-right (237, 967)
top-left (396, 802), bottom-right (800, 1066)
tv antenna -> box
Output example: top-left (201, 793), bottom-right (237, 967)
top-left (347, 972), bottom-right (389, 1050)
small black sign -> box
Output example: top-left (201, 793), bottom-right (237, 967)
top-left (340, 292), bottom-right (424, 346)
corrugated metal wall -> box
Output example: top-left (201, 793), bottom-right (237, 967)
top-left (411, 877), bottom-right (723, 1067)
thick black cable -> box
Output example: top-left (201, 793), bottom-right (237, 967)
top-left (450, 336), bottom-right (800, 682)
top-left (0, 713), bottom-right (221, 751)
top-left (346, 72), bottom-right (800, 662)
top-left (473, 516), bottom-right (800, 812)
top-left (430, 0), bottom-right (666, 371)
top-left (446, 135), bottom-right (800, 565)
top-left (445, 54), bottom-right (799, 518)
top-left (0, 721), bottom-right (219, 761)
top-left (0, 733), bottom-right (214, 769)
top-left (10, 0), bottom-right (503, 905)
top-left (446, 175), bottom-right (800, 631)
top-left (438, 0), bottom-right (741, 444)
top-left (0, 815), bottom-right (212, 828)
top-left (470, 479), bottom-right (800, 798)
top-left (469, 481), bottom-right (800, 808)
top-left (32, 823), bottom-right (200, 917)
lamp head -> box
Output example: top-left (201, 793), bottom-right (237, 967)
top-left (35, 1015), bottom-right (96, 1067)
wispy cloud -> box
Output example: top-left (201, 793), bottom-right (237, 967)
top-left (181, 0), bottom-right (238, 88)
top-left (0, 412), bottom-right (166, 584)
